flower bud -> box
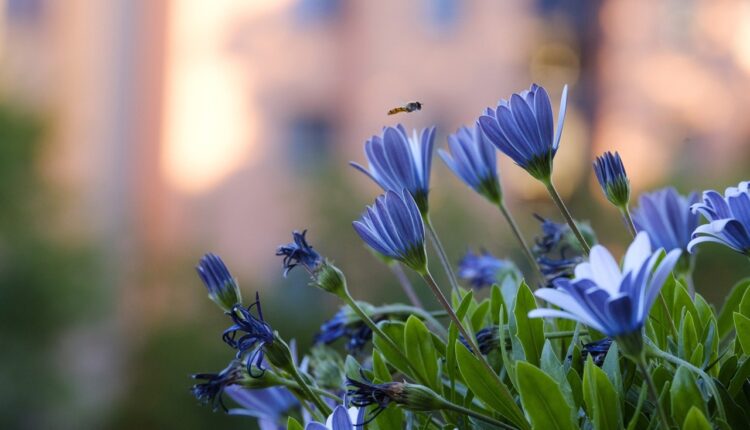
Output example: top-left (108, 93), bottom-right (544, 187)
top-left (196, 253), bottom-right (242, 312)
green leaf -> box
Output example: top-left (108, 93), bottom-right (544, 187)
top-left (670, 366), bottom-right (706, 426)
top-left (626, 383), bottom-right (648, 430)
top-left (498, 305), bottom-right (518, 388)
top-left (540, 340), bottom-right (575, 410)
top-left (513, 282), bottom-right (545, 366)
top-left (734, 312), bottom-right (750, 355)
top-left (344, 355), bottom-right (361, 380)
top-left (681, 406), bottom-right (712, 430)
top-left (583, 356), bottom-right (622, 430)
top-left (739, 284), bottom-right (750, 317)
top-left (728, 356), bottom-right (750, 396)
top-left (516, 362), bottom-right (577, 430)
top-left (372, 350), bottom-right (391, 382)
top-left (678, 312), bottom-right (700, 365)
top-left (454, 341), bottom-right (530, 430)
top-left (693, 294), bottom-right (714, 330)
top-left (490, 284), bottom-right (506, 325)
top-left (471, 300), bottom-right (491, 332)
top-left (718, 278), bottom-right (750, 339)
top-left (673, 284), bottom-right (699, 329)
top-left (287, 417), bottom-right (304, 430)
top-left (602, 341), bottom-right (623, 404)
top-left (404, 315), bottom-right (439, 389)
top-left (373, 321), bottom-right (410, 375)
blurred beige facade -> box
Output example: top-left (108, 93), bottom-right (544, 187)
top-left (3, 0), bottom-right (750, 307)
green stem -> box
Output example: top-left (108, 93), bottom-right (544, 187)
top-left (419, 269), bottom-right (512, 398)
top-left (635, 357), bottom-right (671, 429)
top-left (374, 304), bottom-right (448, 338)
top-left (424, 215), bottom-right (462, 295)
top-left (619, 205), bottom-right (637, 238)
top-left (286, 363), bottom-right (332, 417)
top-left (341, 292), bottom-right (423, 379)
top-left (497, 199), bottom-right (545, 286)
top-left (442, 400), bottom-right (518, 429)
top-left (542, 179), bottom-right (590, 255)
top-left (389, 262), bottom-right (424, 308)
top-left (646, 342), bottom-right (726, 421)
top-left (277, 378), bottom-right (343, 403)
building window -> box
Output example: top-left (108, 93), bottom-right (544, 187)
top-left (6, 0), bottom-right (44, 23)
top-left (427, 0), bottom-right (460, 31)
top-left (294, 0), bottom-right (341, 25)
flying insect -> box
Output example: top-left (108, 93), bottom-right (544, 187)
top-left (387, 101), bottom-right (422, 115)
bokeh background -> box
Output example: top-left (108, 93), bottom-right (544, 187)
top-left (3, 0), bottom-right (750, 428)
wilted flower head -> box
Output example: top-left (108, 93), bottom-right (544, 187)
top-left (305, 405), bottom-right (363, 430)
top-left (478, 84), bottom-right (568, 181)
top-left (532, 215), bottom-right (586, 286)
top-left (314, 306), bottom-right (374, 354)
top-left (632, 187), bottom-right (700, 253)
top-left (581, 338), bottom-right (613, 367)
top-left (688, 180), bottom-right (750, 256)
top-left (191, 360), bottom-right (244, 412)
top-left (439, 123), bottom-right (501, 203)
top-left (351, 125), bottom-right (436, 214)
top-left (530, 232), bottom-right (681, 356)
top-left (593, 151), bottom-right (630, 208)
top-left (276, 230), bottom-right (322, 276)
top-left (222, 293), bottom-right (275, 376)
top-left (459, 325), bottom-right (505, 355)
top-left (353, 190), bottom-right (427, 272)
top-left (346, 372), bottom-right (445, 423)
top-left (457, 249), bottom-right (517, 289)
top-left (196, 253), bottom-right (242, 312)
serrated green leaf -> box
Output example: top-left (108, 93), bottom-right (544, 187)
top-left (718, 279), bottom-right (750, 339)
top-left (681, 406), bottom-right (711, 430)
top-left (583, 356), bottom-right (622, 430)
top-left (670, 366), bottom-right (706, 426)
top-left (734, 312), bottom-right (750, 355)
top-left (516, 362), bottom-right (577, 430)
top-left (405, 316), bottom-right (439, 389)
top-left (513, 282), bottom-right (545, 366)
top-left (287, 417), bottom-right (303, 430)
top-left (455, 341), bottom-right (530, 430)
top-left (373, 321), bottom-right (410, 375)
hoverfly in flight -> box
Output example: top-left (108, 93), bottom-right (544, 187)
top-left (387, 101), bottom-right (422, 116)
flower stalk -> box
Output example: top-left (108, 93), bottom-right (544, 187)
top-left (496, 199), bottom-right (544, 284)
top-left (541, 179), bottom-right (590, 255)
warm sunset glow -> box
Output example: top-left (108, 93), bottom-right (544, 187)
top-left (161, 0), bottom-right (289, 194)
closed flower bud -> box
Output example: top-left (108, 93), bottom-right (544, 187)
top-left (312, 260), bottom-right (347, 297)
top-left (196, 253), bottom-right (242, 312)
top-left (347, 373), bottom-right (448, 421)
top-left (593, 151), bottom-right (631, 209)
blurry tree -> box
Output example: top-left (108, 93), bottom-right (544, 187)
top-left (0, 101), bottom-right (100, 428)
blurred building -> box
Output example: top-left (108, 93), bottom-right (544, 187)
top-left (3, 0), bottom-right (750, 426)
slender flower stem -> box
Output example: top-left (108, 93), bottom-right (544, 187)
top-left (340, 292), bottom-right (423, 379)
top-left (277, 378), bottom-right (343, 403)
top-left (619, 205), bottom-right (637, 238)
top-left (423, 215), bottom-right (462, 295)
top-left (286, 362), bottom-right (332, 417)
top-left (389, 262), bottom-right (424, 308)
top-left (646, 341), bottom-right (726, 421)
top-left (541, 179), bottom-right (591, 255)
top-left (420, 270), bottom-right (507, 389)
top-left (374, 304), bottom-right (449, 338)
top-left (442, 400), bottom-right (518, 430)
top-left (635, 358), bottom-right (671, 429)
top-left (496, 199), bottom-right (545, 285)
